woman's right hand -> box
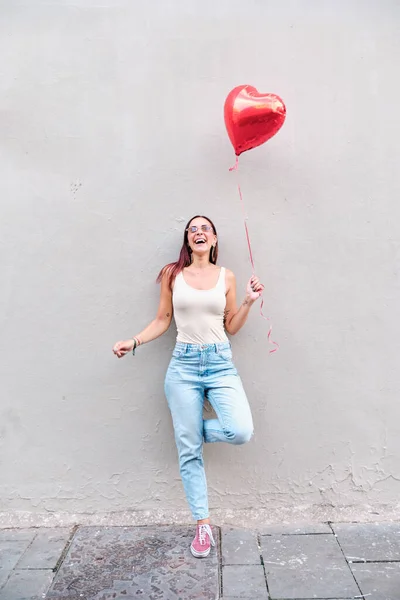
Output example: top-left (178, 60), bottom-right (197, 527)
top-left (113, 339), bottom-right (135, 358)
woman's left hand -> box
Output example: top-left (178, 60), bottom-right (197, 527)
top-left (246, 275), bottom-right (264, 301)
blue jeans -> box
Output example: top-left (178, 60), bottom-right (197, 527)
top-left (164, 342), bottom-right (254, 520)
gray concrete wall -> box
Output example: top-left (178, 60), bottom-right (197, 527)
top-left (1, 0), bottom-right (400, 522)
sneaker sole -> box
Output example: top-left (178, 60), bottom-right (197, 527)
top-left (190, 544), bottom-right (211, 558)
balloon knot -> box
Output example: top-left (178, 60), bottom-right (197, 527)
top-left (229, 156), bottom-right (239, 171)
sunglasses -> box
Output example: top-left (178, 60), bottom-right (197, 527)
top-left (187, 225), bottom-right (213, 233)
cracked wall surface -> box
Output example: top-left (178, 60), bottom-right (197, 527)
top-left (1, 0), bottom-right (400, 519)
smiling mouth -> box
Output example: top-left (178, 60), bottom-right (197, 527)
top-left (194, 239), bottom-right (206, 245)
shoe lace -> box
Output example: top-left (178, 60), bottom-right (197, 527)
top-left (198, 524), bottom-right (215, 546)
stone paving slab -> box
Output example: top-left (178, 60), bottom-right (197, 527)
top-left (350, 562), bottom-right (400, 600)
top-left (222, 528), bottom-right (261, 565)
top-left (0, 529), bottom-right (38, 542)
top-left (0, 527), bottom-right (74, 600)
top-left (0, 569), bottom-right (10, 590)
top-left (332, 522), bottom-right (400, 562)
top-left (0, 569), bottom-right (54, 600)
top-left (0, 539), bottom-right (32, 571)
top-left (260, 523), bottom-right (332, 535)
top-left (260, 533), bottom-right (360, 599)
top-left (46, 525), bottom-right (219, 600)
top-left (17, 528), bottom-right (72, 569)
top-left (222, 565), bottom-right (268, 598)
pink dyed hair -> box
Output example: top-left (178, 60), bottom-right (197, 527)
top-left (156, 215), bottom-right (218, 288)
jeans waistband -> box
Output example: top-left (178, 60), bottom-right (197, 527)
top-left (174, 341), bottom-right (231, 353)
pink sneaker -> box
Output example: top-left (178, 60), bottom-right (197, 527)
top-left (190, 523), bottom-right (215, 558)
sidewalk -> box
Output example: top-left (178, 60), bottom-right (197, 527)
top-left (1, 522), bottom-right (400, 599)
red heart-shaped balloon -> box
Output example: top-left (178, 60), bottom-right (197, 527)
top-left (224, 85), bottom-right (286, 156)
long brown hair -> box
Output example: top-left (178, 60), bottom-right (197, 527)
top-left (156, 215), bottom-right (218, 288)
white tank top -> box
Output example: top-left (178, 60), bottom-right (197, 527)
top-left (172, 267), bottom-right (228, 344)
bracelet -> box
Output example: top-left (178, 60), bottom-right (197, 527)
top-left (132, 336), bottom-right (142, 356)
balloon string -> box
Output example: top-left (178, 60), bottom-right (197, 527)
top-left (229, 156), bottom-right (279, 354)
top-left (229, 157), bottom-right (254, 269)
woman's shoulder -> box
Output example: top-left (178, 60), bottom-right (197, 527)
top-left (221, 266), bottom-right (235, 279)
top-left (221, 267), bottom-right (236, 290)
top-left (157, 263), bottom-right (174, 281)
top-left (157, 262), bottom-right (180, 290)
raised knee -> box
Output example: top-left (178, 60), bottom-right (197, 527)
top-left (225, 427), bottom-right (253, 445)
top-left (235, 428), bottom-right (253, 444)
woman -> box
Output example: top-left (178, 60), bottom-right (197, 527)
top-left (113, 215), bottom-right (264, 558)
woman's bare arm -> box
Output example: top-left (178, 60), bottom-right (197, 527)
top-left (113, 271), bottom-right (173, 357)
top-left (223, 270), bottom-right (263, 335)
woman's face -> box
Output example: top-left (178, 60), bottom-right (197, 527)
top-left (186, 217), bottom-right (217, 257)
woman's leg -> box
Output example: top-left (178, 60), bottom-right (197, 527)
top-left (164, 374), bottom-right (209, 521)
top-left (203, 371), bottom-right (254, 445)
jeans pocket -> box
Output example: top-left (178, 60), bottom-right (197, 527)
top-left (172, 349), bottom-right (184, 358)
top-left (219, 349), bottom-right (233, 361)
